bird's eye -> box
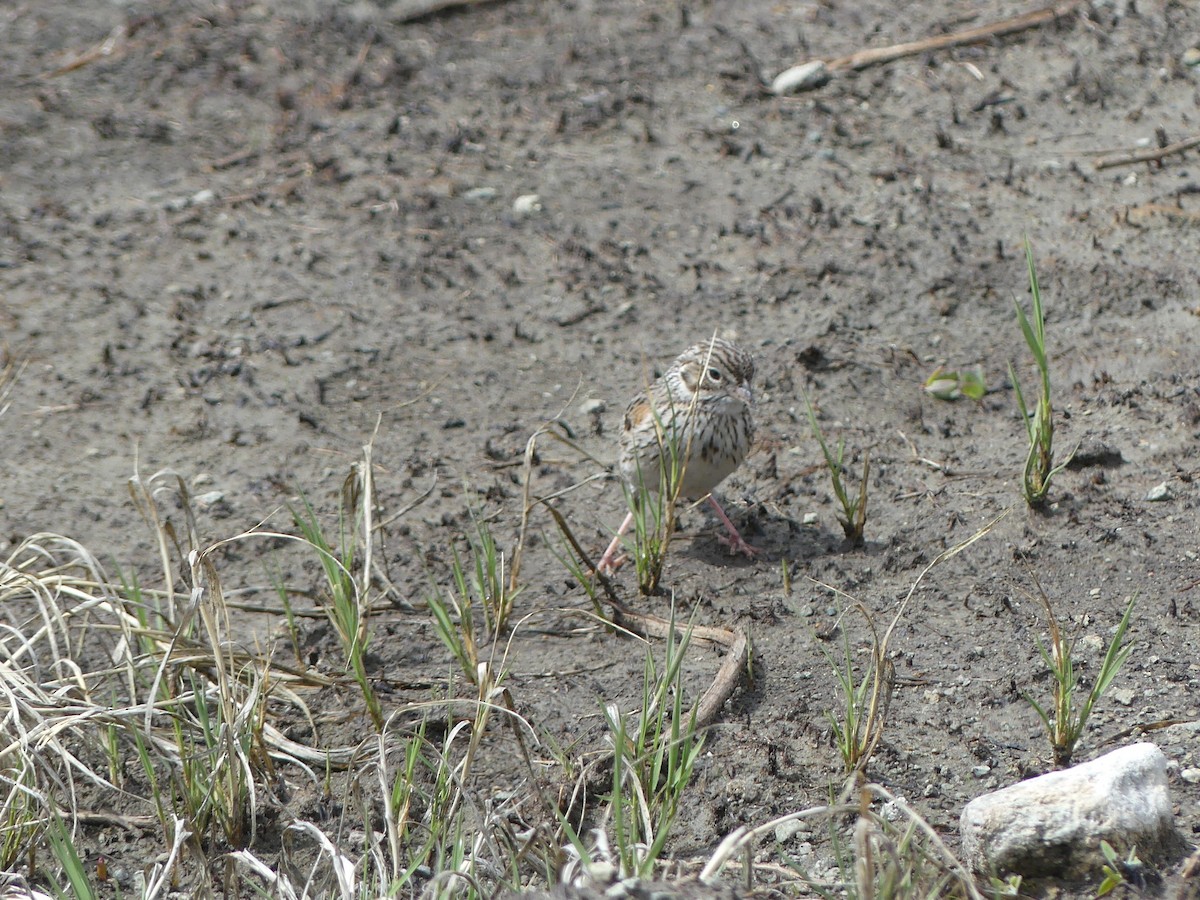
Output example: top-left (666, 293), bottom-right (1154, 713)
top-left (706, 367), bottom-right (723, 383)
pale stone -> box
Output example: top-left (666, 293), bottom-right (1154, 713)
top-left (1110, 687), bottom-right (1137, 707)
top-left (1146, 481), bottom-right (1171, 501)
top-left (512, 194), bottom-right (542, 218)
top-left (774, 820), bottom-right (807, 842)
top-left (195, 490), bottom-right (225, 510)
top-left (960, 743), bottom-right (1176, 879)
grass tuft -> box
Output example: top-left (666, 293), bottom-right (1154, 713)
top-left (1024, 583), bottom-right (1136, 768)
top-left (818, 607), bottom-right (893, 778)
top-left (1009, 238), bottom-right (1074, 508)
top-left (702, 782), bottom-right (985, 899)
top-left (803, 389), bottom-right (868, 545)
top-left (290, 449), bottom-right (383, 729)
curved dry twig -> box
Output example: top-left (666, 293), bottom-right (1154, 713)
top-left (608, 602), bottom-right (748, 731)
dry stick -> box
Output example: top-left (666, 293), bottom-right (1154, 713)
top-left (542, 501), bottom-right (748, 726)
top-left (41, 24), bottom-right (127, 77)
top-left (1181, 846), bottom-right (1200, 880)
top-left (391, 0), bottom-right (508, 24)
top-left (541, 502), bottom-right (621, 606)
top-left (823, 0), bottom-right (1083, 73)
top-left (1094, 133), bottom-right (1200, 170)
top-left (539, 598), bottom-right (749, 841)
top-left (543, 487), bottom-right (749, 724)
top-left (609, 603), bottom-right (749, 730)
top-left (1123, 202), bottom-right (1200, 225)
top-left (540, 486), bottom-right (749, 724)
top-left (696, 628), bottom-right (749, 728)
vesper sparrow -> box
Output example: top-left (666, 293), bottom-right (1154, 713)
top-left (597, 338), bottom-right (758, 574)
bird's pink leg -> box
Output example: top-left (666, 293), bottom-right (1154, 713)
top-left (597, 510), bottom-right (635, 575)
top-left (708, 496), bottom-right (760, 558)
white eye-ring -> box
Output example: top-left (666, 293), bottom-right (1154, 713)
top-left (706, 367), bottom-right (723, 382)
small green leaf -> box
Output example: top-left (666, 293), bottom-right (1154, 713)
top-left (924, 374), bottom-right (962, 401)
top-left (924, 367), bottom-right (986, 402)
top-left (959, 370), bottom-right (986, 401)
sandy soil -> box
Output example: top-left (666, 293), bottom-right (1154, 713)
top-left (2, 0), bottom-right (1200, 895)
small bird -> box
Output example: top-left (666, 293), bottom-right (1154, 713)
top-left (597, 337), bottom-right (758, 574)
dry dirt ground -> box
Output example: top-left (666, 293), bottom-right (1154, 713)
top-left (3, 0), bottom-right (1200, 896)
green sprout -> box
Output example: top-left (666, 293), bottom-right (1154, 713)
top-left (1025, 591), bottom-right (1136, 768)
top-left (924, 366), bottom-right (985, 402)
top-left (803, 389), bottom-right (868, 544)
top-left (1009, 239), bottom-right (1073, 507)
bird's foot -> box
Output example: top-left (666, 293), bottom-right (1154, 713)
top-left (597, 529), bottom-right (629, 576)
top-left (716, 529), bottom-right (761, 559)
top-left (707, 495), bottom-right (761, 559)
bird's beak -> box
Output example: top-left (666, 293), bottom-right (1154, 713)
top-left (738, 385), bottom-right (753, 405)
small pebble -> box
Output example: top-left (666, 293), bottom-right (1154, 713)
top-left (463, 186), bottom-right (497, 202)
top-left (195, 490), bottom-right (225, 510)
top-left (972, 765), bottom-right (991, 778)
top-left (1078, 634), bottom-right (1105, 656)
top-left (1181, 767), bottom-right (1200, 784)
top-left (165, 188), bottom-right (216, 211)
top-left (775, 820), bottom-right (807, 842)
top-left (880, 799), bottom-right (905, 822)
top-left (1110, 687), bottom-right (1136, 707)
top-left (512, 193), bottom-right (542, 218)
top-left (1182, 48), bottom-right (1200, 68)
top-left (802, 512), bottom-right (818, 525)
top-left (1146, 481), bottom-right (1171, 501)
top-left (579, 398), bottom-right (606, 416)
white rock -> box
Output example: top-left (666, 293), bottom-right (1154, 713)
top-left (1182, 767), bottom-right (1200, 784)
top-left (880, 799), bottom-right (906, 822)
top-left (1110, 687), bottom-right (1136, 706)
top-left (770, 61), bottom-right (830, 95)
top-left (579, 398), bottom-right (606, 416)
top-left (1146, 481), bottom-right (1171, 501)
top-left (960, 743), bottom-right (1176, 879)
top-left (1077, 633), bottom-right (1105, 656)
top-left (802, 512), bottom-right (818, 525)
top-left (774, 819), bottom-right (807, 842)
top-left (195, 490), bottom-right (225, 508)
top-left (512, 193), bottom-right (542, 217)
